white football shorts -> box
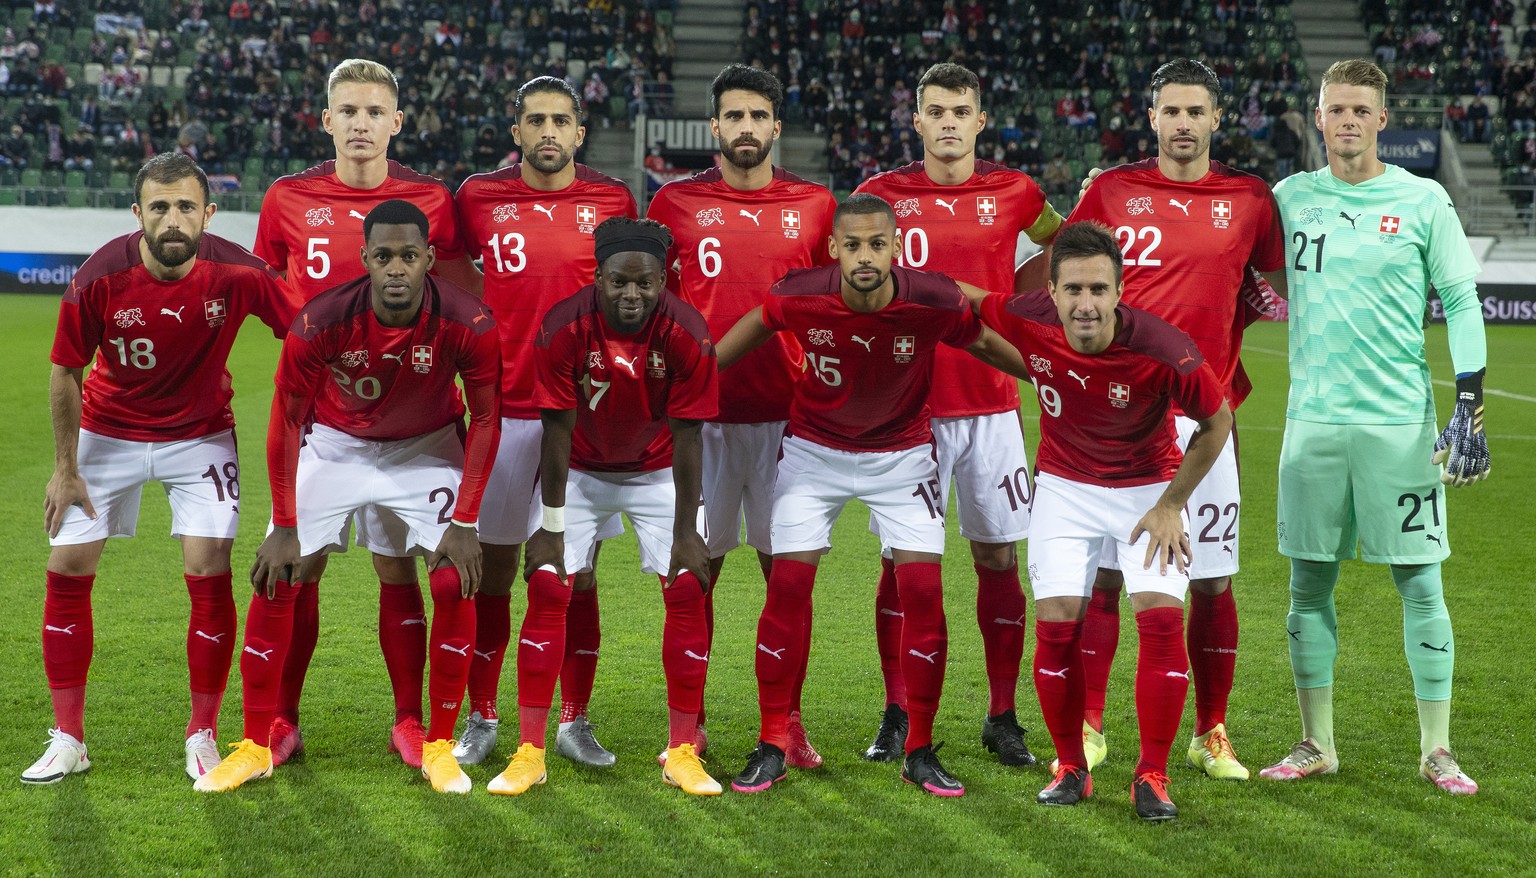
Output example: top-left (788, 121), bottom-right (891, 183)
top-left (477, 416), bottom-right (622, 546)
top-left (565, 467), bottom-right (685, 575)
top-left (699, 420), bottom-right (786, 557)
top-left (773, 434), bottom-right (946, 556)
top-left (1027, 472), bottom-right (1190, 602)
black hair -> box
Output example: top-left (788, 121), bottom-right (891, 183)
top-left (832, 192), bottom-right (896, 228)
top-left (134, 153), bottom-right (210, 206)
top-left (710, 64), bottom-right (784, 119)
top-left (1049, 221), bottom-right (1123, 285)
top-left (363, 199), bottom-right (430, 242)
top-left (515, 75), bottom-right (584, 121)
top-left (1149, 58), bottom-right (1222, 108)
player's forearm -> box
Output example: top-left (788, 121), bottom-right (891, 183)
top-left (454, 380), bottom-right (502, 524)
top-left (1156, 403), bottom-right (1233, 512)
top-left (716, 306), bottom-right (773, 370)
top-left (1014, 246), bottom-right (1051, 295)
top-left (1439, 279), bottom-right (1487, 376)
top-left (537, 408), bottom-right (576, 508)
top-left (955, 281), bottom-right (993, 315)
top-left (965, 327), bottom-right (1031, 381)
top-left (48, 365), bottom-right (84, 472)
top-left (266, 390), bottom-right (309, 527)
top-left (668, 418), bottom-right (705, 534)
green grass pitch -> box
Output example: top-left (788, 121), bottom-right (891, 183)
top-left (0, 294), bottom-right (1532, 876)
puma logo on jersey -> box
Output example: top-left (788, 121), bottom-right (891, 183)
top-left (757, 643), bottom-right (786, 660)
top-left (520, 638), bottom-right (551, 651)
top-left (381, 351), bottom-right (405, 364)
top-left (44, 624), bottom-right (77, 635)
top-left (908, 648), bottom-right (940, 664)
top-left (851, 335), bottom-right (873, 351)
top-left (1339, 211), bottom-right (1360, 229)
top-left (739, 208), bottom-right (763, 226)
top-left (993, 615), bottom-right (1025, 627)
top-left (532, 203), bottom-right (557, 220)
top-left (349, 209), bottom-right (367, 220)
top-left (195, 630), bottom-right (225, 643)
top-left (684, 650), bottom-right (710, 661)
top-left (1068, 369), bottom-right (1089, 389)
top-left (243, 646), bottom-right (274, 661)
top-left (1169, 198), bottom-right (1191, 216)
top-left (438, 642), bottom-right (471, 656)
top-left (161, 306), bottom-right (186, 322)
top-left (1037, 667), bottom-right (1069, 679)
top-left (934, 197), bottom-right (958, 215)
top-left (613, 354), bottom-right (638, 376)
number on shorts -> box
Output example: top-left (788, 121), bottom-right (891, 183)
top-left (1398, 489), bottom-right (1441, 533)
top-left (997, 466), bottom-right (1031, 512)
top-left (430, 486), bottom-right (456, 525)
top-left (911, 477), bottom-right (942, 520)
top-left (201, 461), bottom-right (241, 502)
top-left (1196, 502), bottom-right (1238, 542)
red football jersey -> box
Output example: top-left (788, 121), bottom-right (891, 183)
top-left (855, 160), bottom-right (1061, 418)
top-left (646, 167), bottom-right (837, 423)
top-left (457, 163), bottom-right (638, 419)
top-left (270, 275), bottom-right (501, 525)
top-left (980, 290), bottom-right (1224, 487)
top-left (535, 287), bottom-right (718, 473)
top-left (1067, 159), bottom-right (1284, 408)
top-left (51, 231), bottom-right (298, 442)
top-left (762, 264), bottom-right (982, 453)
top-left (254, 160), bottom-right (467, 301)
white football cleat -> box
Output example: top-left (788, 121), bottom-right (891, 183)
top-left (21, 728), bottom-right (91, 785)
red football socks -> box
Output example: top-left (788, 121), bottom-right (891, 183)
top-left (1188, 587), bottom-right (1239, 735)
top-left (1134, 606), bottom-right (1190, 776)
top-left (378, 580), bottom-right (426, 723)
top-left (873, 555), bottom-right (906, 709)
top-left (425, 566), bottom-right (475, 742)
top-left (240, 581), bottom-right (300, 745)
top-left (662, 572), bottom-right (709, 747)
top-left (275, 579), bottom-right (318, 725)
top-left (895, 562), bottom-right (946, 754)
top-left (975, 562), bottom-right (1027, 716)
top-left (185, 573), bottom-right (236, 737)
top-left (1080, 587), bottom-right (1120, 731)
top-left (558, 585), bottom-right (600, 723)
top-left (789, 597), bottom-right (813, 715)
top-left (756, 559), bottom-right (816, 749)
top-left (467, 590), bottom-right (511, 720)
top-left (1033, 619), bottom-right (1087, 769)
top-left (42, 571), bottom-right (94, 740)
top-left (516, 568), bottom-right (570, 747)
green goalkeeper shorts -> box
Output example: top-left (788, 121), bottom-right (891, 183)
top-left (1277, 418), bottom-right (1450, 565)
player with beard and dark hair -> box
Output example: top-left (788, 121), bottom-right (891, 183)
top-left (452, 75), bottom-right (639, 769)
top-left (645, 64), bottom-right (837, 770)
top-left (25, 153), bottom-right (299, 785)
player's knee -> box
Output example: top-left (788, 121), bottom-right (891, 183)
top-left (47, 542), bottom-right (106, 578)
top-left (571, 569), bottom-right (597, 592)
top-left (1189, 575), bottom-right (1231, 596)
top-left (371, 553), bottom-right (418, 583)
top-left (479, 543), bottom-right (521, 596)
top-left (1036, 596), bottom-right (1087, 622)
top-left (180, 536), bottom-right (234, 577)
top-left (1287, 559), bottom-right (1340, 609)
top-left (1092, 567), bottom-right (1125, 592)
top-left (1389, 562), bottom-right (1445, 605)
top-left (969, 540), bottom-right (1016, 570)
top-left (1129, 591), bottom-right (1183, 614)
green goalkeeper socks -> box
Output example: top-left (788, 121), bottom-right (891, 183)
top-left (1286, 559), bottom-right (1341, 689)
top-left (1392, 562), bottom-right (1455, 701)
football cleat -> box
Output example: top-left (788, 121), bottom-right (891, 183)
top-left (662, 743), bottom-right (722, 796)
top-left (731, 742), bottom-right (787, 794)
top-left (1132, 770), bottom-right (1178, 821)
top-left (552, 715), bottom-right (615, 767)
top-left (452, 712), bottom-right (499, 765)
top-left (656, 725), bottom-right (707, 767)
top-left (1187, 723), bottom-right (1249, 781)
top-left (863, 703), bottom-right (908, 763)
top-left (20, 728), bottom-right (90, 785)
top-left (388, 716), bottom-right (426, 769)
top-left (901, 742), bottom-right (965, 798)
top-left (1420, 748), bottom-right (1478, 795)
top-left (1049, 722), bottom-right (1108, 773)
top-left (1036, 764), bottom-right (1092, 806)
top-left (268, 717), bottom-right (304, 767)
top-left (421, 740), bottom-right (471, 794)
top-left (1258, 739), bottom-right (1339, 781)
top-left (185, 728), bottom-right (222, 780)
top-left (488, 743), bottom-right (547, 795)
top-left (980, 709), bottom-right (1037, 766)
top-left (785, 711), bottom-right (822, 769)
top-left (192, 739), bottom-right (272, 792)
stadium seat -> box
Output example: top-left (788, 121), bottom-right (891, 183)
top-left (84, 63), bottom-right (104, 86)
top-left (20, 168), bottom-right (42, 188)
top-left (109, 171), bottom-right (131, 190)
top-left (64, 170), bottom-right (86, 189)
top-left (0, 189), bottom-right (16, 206)
top-left (66, 189), bottom-right (87, 208)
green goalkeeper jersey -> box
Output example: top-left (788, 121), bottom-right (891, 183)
top-left (1274, 164), bottom-right (1481, 425)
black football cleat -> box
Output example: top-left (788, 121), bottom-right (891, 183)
top-left (731, 742), bottom-right (787, 794)
top-left (901, 742), bottom-right (965, 797)
top-left (980, 709), bottom-right (1037, 766)
top-left (863, 703), bottom-right (908, 763)
top-left (1132, 770), bottom-right (1178, 822)
top-left (1036, 764), bottom-right (1092, 806)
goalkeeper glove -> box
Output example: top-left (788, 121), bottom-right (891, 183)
top-left (1431, 368), bottom-right (1491, 487)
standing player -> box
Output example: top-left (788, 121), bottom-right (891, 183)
top-left (853, 61), bottom-right (1063, 765)
top-left (1048, 59), bottom-right (1287, 780)
top-left (975, 221), bottom-right (1232, 822)
top-left (453, 76), bottom-right (638, 768)
top-left (1261, 60), bottom-right (1487, 795)
top-left (487, 218), bottom-right (719, 797)
top-left (252, 58), bottom-right (480, 770)
top-left (718, 194), bottom-right (1036, 798)
top-left (25, 153), bottom-right (297, 785)
top-left (645, 64), bottom-right (837, 768)
top-left (194, 200), bottom-right (500, 794)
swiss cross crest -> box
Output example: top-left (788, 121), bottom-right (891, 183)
top-left (1109, 382), bottom-right (1130, 408)
top-left (1379, 215), bottom-right (1401, 235)
top-left (305, 207), bottom-right (333, 227)
top-left (411, 344), bottom-right (433, 373)
top-left (976, 196), bottom-right (997, 225)
top-left (781, 208), bottom-right (801, 239)
top-left (577, 204), bottom-right (597, 234)
top-left (203, 298), bottom-right (227, 326)
top-left (1211, 199), bottom-right (1232, 229)
top-left (492, 203), bottom-right (520, 223)
top-left (647, 349), bottom-right (666, 377)
top-left (893, 335), bottom-right (915, 364)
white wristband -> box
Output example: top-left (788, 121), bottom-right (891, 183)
top-left (541, 504), bottom-right (565, 533)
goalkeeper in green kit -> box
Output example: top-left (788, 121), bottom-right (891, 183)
top-left (1260, 60), bottom-right (1489, 795)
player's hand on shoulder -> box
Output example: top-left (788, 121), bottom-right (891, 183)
top-left (43, 468), bottom-right (94, 538)
top-left (1079, 166), bottom-right (1104, 197)
top-left (1130, 503), bottom-right (1191, 576)
top-left (523, 528), bottom-right (566, 583)
top-left (251, 527), bottom-right (302, 598)
top-left (667, 528), bottom-right (709, 591)
top-left (430, 523), bottom-right (483, 597)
